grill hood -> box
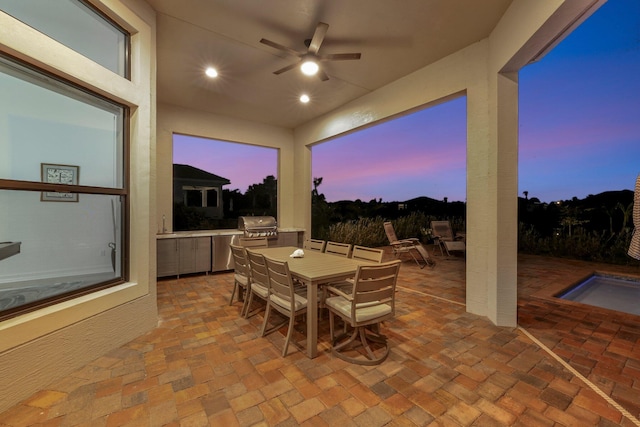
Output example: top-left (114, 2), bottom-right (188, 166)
top-left (238, 216), bottom-right (278, 237)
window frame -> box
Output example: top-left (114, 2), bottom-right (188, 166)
top-left (80, 0), bottom-right (131, 79)
top-left (0, 52), bottom-right (130, 321)
top-left (0, 0), bottom-right (131, 79)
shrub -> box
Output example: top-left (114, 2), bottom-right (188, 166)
top-left (518, 222), bottom-right (635, 265)
top-left (323, 210), bottom-right (637, 266)
top-left (327, 212), bottom-right (465, 247)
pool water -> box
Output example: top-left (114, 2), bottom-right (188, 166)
top-left (557, 274), bottom-right (640, 316)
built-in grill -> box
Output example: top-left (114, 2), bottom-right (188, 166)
top-left (238, 216), bottom-right (278, 238)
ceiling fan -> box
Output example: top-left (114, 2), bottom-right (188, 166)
top-left (260, 22), bottom-right (361, 81)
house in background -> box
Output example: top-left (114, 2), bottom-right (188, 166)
top-left (173, 164), bottom-right (229, 220)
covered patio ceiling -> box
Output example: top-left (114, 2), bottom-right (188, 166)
top-left (145, 0), bottom-right (513, 128)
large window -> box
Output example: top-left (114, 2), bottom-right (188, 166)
top-left (0, 54), bottom-right (127, 320)
top-left (173, 135), bottom-right (278, 230)
top-left (0, 0), bottom-right (129, 77)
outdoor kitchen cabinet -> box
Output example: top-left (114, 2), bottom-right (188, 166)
top-left (178, 237), bottom-right (211, 274)
top-left (157, 236), bottom-right (211, 277)
top-left (157, 238), bottom-right (179, 277)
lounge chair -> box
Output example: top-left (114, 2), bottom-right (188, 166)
top-left (430, 220), bottom-right (465, 256)
top-left (383, 221), bottom-right (434, 268)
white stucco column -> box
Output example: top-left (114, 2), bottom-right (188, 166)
top-left (292, 141), bottom-right (313, 235)
top-left (277, 136), bottom-right (296, 228)
top-left (466, 71), bottom-right (519, 327)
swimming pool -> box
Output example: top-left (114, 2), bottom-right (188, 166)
top-left (556, 273), bottom-right (640, 316)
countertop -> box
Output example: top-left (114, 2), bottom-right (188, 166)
top-left (157, 228), bottom-right (304, 239)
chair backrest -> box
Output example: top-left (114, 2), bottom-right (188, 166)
top-left (430, 221), bottom-right (454, 241)
top-left (325, 241), bottom-right (352, 257)
top-left (351, 245), bottom-right (384, 263)
top-left (263, 256), bottom-right (296, 311)
top-left (304, 238), bottom-right (326, 252)
top-left (246, 249), bottom-right (268, 289)
top-left (383, 222), bottom-right (399, 244)
top-left (351, 260), bottom-right (402, 325)
top-left (230, 244), bottom-right (249, 278)
top-left (239, 236), bottom-right (269, 248)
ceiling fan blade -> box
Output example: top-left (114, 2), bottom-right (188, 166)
top-left (318, 69), bottom-right (330, 81)
top-left (308, 22), bottom-right (329, 54)
top-left (273, 62), bottom-right (300, 75)
top-left (320, 53), bottom-right (362, 61)
top-left (260, 38), bottom-right (301, 57)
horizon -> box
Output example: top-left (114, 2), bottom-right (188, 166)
top-left (174, 0), bottom-right (640, 206)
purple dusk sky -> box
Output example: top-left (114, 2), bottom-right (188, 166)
top-left (174, 0), bottom-right (640, 204)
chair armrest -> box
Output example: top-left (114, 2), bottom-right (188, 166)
top-left (392, 238), bottom-right (419, 247)
top-left (324, 285), bottom-right (353, 300)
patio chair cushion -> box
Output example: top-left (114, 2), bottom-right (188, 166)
top-left (325, 296), bottom-right (391, 323)
top-left (251, 282), bottom-right (268, 299)
top-left (234, 273), bottom-right (248, 286)
top-left (270, 292), bottom-right (307, 311)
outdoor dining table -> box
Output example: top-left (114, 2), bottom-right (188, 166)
top-left (251, 246), bottom-right (375, 358)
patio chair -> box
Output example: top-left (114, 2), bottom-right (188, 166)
top-left (239, 236), bottom-right (269, 248)
top-left (229, 244), bottom-right (250, 316)
top-left (325, 259), bottom-right (402, 365)
top-left (244, 249), bottom-right (270, 319)
top-left (261, 256), bottom-right (308, 357)
top-left (325, 241), bottom-right (352, 257)
top-left (383, 221), bottom-right (434, 269)
top-left (430, 220), bottom-right (465, 256)
top-left (351, 245), bottom-right (384, 263)
top-left (326, 245), bottom-right (386, 299)
top-left (304, 238), bottom-right (326, 252)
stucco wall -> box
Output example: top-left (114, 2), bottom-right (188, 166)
top-left (156, 104), bottom-right (295, 231)
top-left (0, 0), bottom-right (158, 412)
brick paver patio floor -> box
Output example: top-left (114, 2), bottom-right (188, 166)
top-left (1, 248), bottom-right (639, 426)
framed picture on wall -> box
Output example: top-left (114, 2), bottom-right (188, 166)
top-left (41, 163), bottom-right (79, 202)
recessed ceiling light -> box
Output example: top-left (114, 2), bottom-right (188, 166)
top-left (300, 94), bottom-right (310, 103)
top-left (205, 67), bottom-right (218, 78)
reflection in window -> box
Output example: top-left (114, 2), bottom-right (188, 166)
top-left (0, 55), bottom-right (126, 320)
top-left (0, 0), bottom-right (129, 77)
top-left (0, 191), bottom-right (124, 316)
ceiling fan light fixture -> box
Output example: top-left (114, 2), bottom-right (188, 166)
top-left (300, 58), bottom-right (319, 76)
